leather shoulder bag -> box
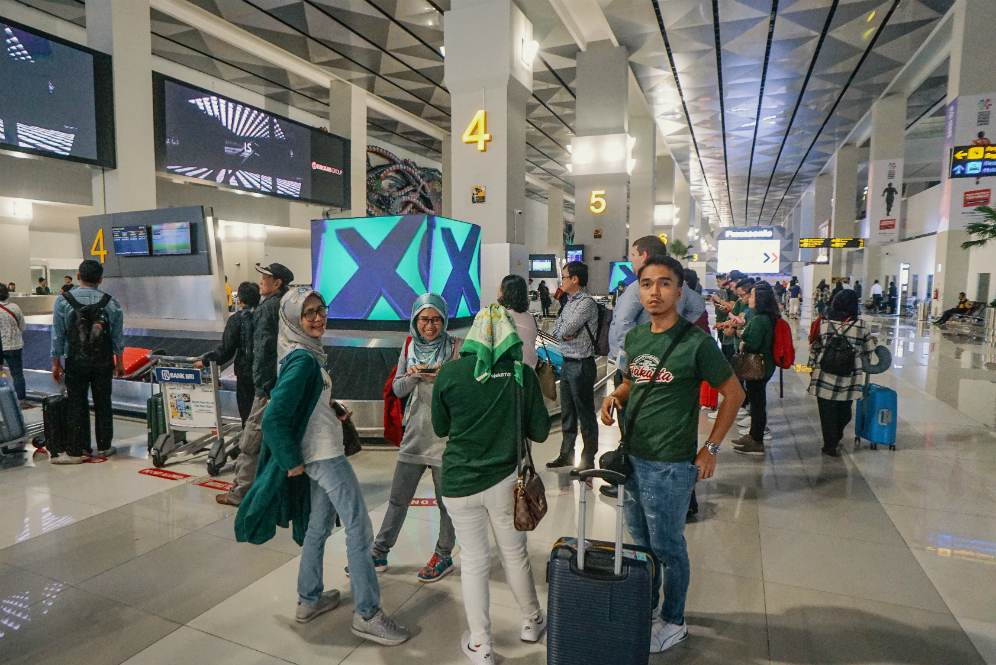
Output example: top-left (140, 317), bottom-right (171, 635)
top-left (513, 362), bottom-right (548, 531)
top-left (599, 319), bottom-right (694, 482)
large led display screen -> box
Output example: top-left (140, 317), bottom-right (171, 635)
top-left (608, 261), bottom-right (636, 292)
top-left (312, 215), bottom-right (481, 329)
top-left (717, 239), bottom-right (781, 274)
top-left (0, 16), bottom-right (114, 166)
top-left (154, 74), bottom-right (349, 208)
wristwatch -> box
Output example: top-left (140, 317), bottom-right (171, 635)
top-left (704, 442), bottom-right (721, 455)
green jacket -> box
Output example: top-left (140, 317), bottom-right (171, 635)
top-left (235, 350), bottom-right (323, 546)
top-left (740, 313), bottom-right (776, 380)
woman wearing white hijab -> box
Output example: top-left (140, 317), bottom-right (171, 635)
top-left (235, 287), bottom-right (410, 646)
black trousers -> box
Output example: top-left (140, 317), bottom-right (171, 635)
top-left (936, 307), bottom-right (962, 324)
top-left (64, 359), bottom-right (114, 456)
top-left (235, 374), bottom-right (255, 426)
top-left (744, 377), bottom-right (770, 440)
top-left (817, 398), bottom-right (853, 450)
top-left (559, 357), bottom-right (599, 462)
top-left (872, 294), bottom-right (882, 313)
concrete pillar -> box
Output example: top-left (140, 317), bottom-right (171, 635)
top-left (866, 95), bottom-right (905, 246)
top-left (442, 135), bottom-right (453, 218)
top-left (86, 0), bottom-right (156, 213)
top-left (831, 146), bottom-right (858, 277)
top-left (653, 154), bottom-right (675, 235)
top-left (571, 40), bottom-right (630, 293)
top-left (672, 169), bottom-right (691, 248)
top-left (445, 0), bottom-right (531, 244)
top-left (328, 81), bottom-right (368, 218)
top-left (546, 188), bottom-right (565, 255)
top-left (936, 0), bottom-right (996, 312)
top-left (628, 113), bottom-right (656, 243)
top-left (0, 218), bottom-right (31, 291)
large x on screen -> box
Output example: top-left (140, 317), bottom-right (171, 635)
top-left (311, 215), bottom-right (482, 324)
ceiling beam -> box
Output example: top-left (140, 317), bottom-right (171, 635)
top-left (545, 0), bottom-right (617, 51)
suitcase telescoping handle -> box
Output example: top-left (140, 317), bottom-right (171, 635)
top-left (577, 469), bottom-right (627, 575)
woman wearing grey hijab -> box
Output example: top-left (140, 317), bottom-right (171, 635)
top-left (361, 293), bottom-right (459, 583)
top-left (235, 287), bottom-right (411, 646)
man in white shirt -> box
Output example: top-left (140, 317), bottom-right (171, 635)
top-left (870, 280), bottom-right (883, 313)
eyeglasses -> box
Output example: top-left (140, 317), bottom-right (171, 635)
top-left (303, 306), bottom-right (328, 321)
top-left (417, 316), bottom-right (444, 326)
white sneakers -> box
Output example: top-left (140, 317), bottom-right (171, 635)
top-left (650, 619), bottom-right (688, 653)
top-left (461, 632), bottom-right (494, 664)
top-left (737, 415), bottom-right (751, 427)
top-left (520, 610), bottom-right (547, 642)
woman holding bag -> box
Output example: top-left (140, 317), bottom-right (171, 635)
top-left (730, 283), bottom-right (779, 455)
top-left (432, 304), bottom-right (551, 664)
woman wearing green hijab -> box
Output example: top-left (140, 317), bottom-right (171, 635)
top-left (431, 304), bottom-right (551, 664)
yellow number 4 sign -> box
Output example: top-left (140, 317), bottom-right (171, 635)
top-left (590, 190), bottom-right (606, 214)
top-left (462, 110), bottom-right (492, 151)
top-left (91, 228), bottom-right (107, 263)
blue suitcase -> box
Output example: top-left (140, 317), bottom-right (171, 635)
top-left (855, 383), bottom-right (897, 450)
top-left (0, 373), bottom-right (27, 446)
top-left (536, 344), bottom-right (563, 374)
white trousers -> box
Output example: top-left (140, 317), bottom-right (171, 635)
top-left (789, 298), bottom-right (801, 317)
top-left (443, 471), bottom-right (542, 646)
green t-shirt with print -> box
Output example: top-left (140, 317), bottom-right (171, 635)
top-left (624, 321), bottom-right (734, 463)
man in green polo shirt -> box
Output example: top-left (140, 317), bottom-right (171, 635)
top-left (600, 255), bottom-right (743, 655)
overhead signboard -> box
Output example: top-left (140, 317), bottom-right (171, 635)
top-left (717, 238), bottom-right (780, 274)
top-left (720, 227), bottom-right (774, 240)
top-left (950, 144), bottom-right (996, 179)
top-left (799, 238), bottom-right (865, 249)
top-left (799, 238), bottom-right (829, 248)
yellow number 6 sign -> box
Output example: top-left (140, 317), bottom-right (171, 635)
top-left (590, 190), bottom-right (606, 214)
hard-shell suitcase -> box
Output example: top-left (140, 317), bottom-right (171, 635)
top-left (147, 392), bottom-right (167, 452)
top-left (42, 393), bottom-right (71, 454)
top-left (546, 469), bottom-right (659, 665)
top-left (699, 380), bottom-right (718, 408)
top-left (855, 383), bottom-right (897, 450)
top-left (120, 347), bottom-right (155, 379)
top-left (0, 374), bottom-right (27, 444)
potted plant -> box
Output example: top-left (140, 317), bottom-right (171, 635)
top-left (667, 239), bottom-right (693, 261)
top-left (961, 205), bottom-right (996, 249)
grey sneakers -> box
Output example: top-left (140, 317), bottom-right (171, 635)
top-left (94, 446), bottom-right (117, 459)
top-left (51, 455), bottom-right (84, 465)
top-left (733, 437), bottom-right (765, 455)
top-left (351, 608), bottom-right (411, 646)
top-left (295, 590), bottom-right (341, 623)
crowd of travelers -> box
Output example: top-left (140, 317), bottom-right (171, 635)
top-left (0, 243), bottom-right (894, 663)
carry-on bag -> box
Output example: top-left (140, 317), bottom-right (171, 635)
top-left (546, 469), bottom-right (659, 665)
top-left (855, 381), bottom-right (898, 450)
top-left (699, 380), bottom-right (718, 408)
top-left (42, 392), bottom-right (71, 454)
top-left (147, 392), bottom-right (167, 452)
top-left (0, 373), bottom-right (27, 444)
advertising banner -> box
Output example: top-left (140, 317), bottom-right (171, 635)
top-left (163, 383), bottom-right (217, 429)
top-left (867, 159), bottom-right (902, 244)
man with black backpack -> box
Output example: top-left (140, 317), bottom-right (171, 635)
top-left (50, 260), bottom-right (125, 464)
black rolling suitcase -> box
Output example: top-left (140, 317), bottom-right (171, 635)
top-left (42, 392), bottom-right (71, 454)
top-left (546, 469), bottom-right (659, 665)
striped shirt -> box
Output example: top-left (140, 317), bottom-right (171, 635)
top-left (551, 288), bottom-right (599, 359)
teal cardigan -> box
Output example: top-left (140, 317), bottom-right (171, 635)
top-left (234, 349), bottom-right (324, 546)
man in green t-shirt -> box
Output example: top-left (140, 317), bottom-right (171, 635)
top-left (600, 255), bottom-right (743, 655)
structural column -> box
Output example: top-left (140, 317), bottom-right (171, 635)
top-left (570, 40), bottom-right (631, 294)
top-left (653, 154), bottom-right (675, 240)
top-left (672, 169), bottom-right (691, 249)
top-left (546, 187), bottom-right (565, 255)
top-left (831, 145), bottom-right (858, 277)
top-left (328, 81), bottom-right (368, 218)
top-left (86, 0), bottom-right (156, 213)
top-left (0, 200), bottom-right (31, 291)
top-left (628, 112), bottom-right (656, 243)
top-left (936, 0), bottom-right (996, 311)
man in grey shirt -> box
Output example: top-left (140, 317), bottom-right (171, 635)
top-left (547, 261), bottom-right (600, 474)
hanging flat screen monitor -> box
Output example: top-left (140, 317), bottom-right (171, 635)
top-left (151, 221), bottom-right (192, 256)
top-left (111, 226), bottom-right (150, 256)
top-left (529, 254), bottom-right (557, 278)
top-left (153, 74), bottom-right (349, 208)
top-left (0, 15), bottom-right (114, 166)
top-left (566, 245), bottom-right (584, 263)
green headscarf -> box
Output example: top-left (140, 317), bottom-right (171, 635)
top-left (461, 304), bottom-right (523, 385)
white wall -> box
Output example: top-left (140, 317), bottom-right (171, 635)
top-left (29, 230), bottom-right (85, 268)
top-left (874, 235), bottom-right (937, 302)
top-left (523, 196), bottom-right (548, 254)
top-left (966, 243), bottom-right (996, 303)
top-left (262, 245), bottom-right (311, 286)
top-left (903, 185), bottom-right (941, 238)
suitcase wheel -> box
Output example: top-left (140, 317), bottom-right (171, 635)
top-left (152, 450), bottom-right (166, 468)
top-left (207, 460), bottom-right (222, 476)
top-left (889, 444), bottom-right (896, 451)
top-left (870, 442), bottom-right (877, 450)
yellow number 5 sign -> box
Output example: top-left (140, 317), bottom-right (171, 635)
top-left (589, 190), bottom-right (606, 214)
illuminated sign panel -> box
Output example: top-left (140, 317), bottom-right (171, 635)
top-left (717, 239), bottom-right (780, 274)
top-left (799, 238), bottom-right (865, 248)
top-left (721, 227), bottom-right (773, 240)
top-left (799, 238), bottom-right (829, 248)
top-left (950, 144), bottom-right (996, 178)
top-left (830, 238), bottom-right (864, 248)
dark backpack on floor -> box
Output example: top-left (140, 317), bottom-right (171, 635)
top-left (63, 291), bottom-right (114, 366)
top-left (818, 320), bottom-right (857, 376)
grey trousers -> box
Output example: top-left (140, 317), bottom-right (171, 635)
top-left (372, 460), bottom-right (455, 559)
top-left (229, 396), bottom-right (267, 503)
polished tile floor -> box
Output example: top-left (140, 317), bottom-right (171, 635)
top-left (2, 317), bottom-right (995, 664)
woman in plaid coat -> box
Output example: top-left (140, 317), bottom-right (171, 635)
top-left (807, 290), bottom-right (877, 456)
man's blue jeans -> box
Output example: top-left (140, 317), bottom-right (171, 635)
top-left (623, 456), bottom-right (699, 625)
top-left (298, 456), bottom-right (380, 618)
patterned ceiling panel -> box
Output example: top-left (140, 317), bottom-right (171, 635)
top-left (604, 0), bottom-right (953, 227)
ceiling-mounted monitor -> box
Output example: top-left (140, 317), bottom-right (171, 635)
top-left (529, 254), bottom-right (558, 278)
top-left (151, 221), bottom-right (192, 256)
top-left (0, 15), bottom-right (114, 167)
top-left (153, 73), bottom-right (349, 208)
top-left (565, 245), bottom-right (584, 263)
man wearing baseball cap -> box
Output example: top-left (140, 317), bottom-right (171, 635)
top-left (218, 262), bottom-right (294, 505)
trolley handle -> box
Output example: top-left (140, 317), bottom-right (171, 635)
top-left (148, 354), bottom-right (204, 364)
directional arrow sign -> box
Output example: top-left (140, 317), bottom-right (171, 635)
top-left (762, 252), bottom-right (778, 263)
top-left (954, 151), bottom-right (968, 160)
top-left (953, 164), bottom-right (966, 175)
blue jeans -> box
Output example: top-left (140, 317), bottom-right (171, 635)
top-left (298, 456), bottom-right (380, 618)
top-left (623, 456), bottom-right (699, 625)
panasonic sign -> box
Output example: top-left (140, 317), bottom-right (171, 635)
top-left (721, 227), bottom-right (774, 240)
top-left (154, 368), bottom-right (202, 384)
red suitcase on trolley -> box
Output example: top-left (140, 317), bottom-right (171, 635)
top-left (699, 381), bottom-right (718, 408)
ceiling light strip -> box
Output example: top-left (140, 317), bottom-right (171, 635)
top-left (361, 0), bottom-right (445, 64)
top-left (744, 0), bottom-right (778, 227)
top-left (906, 95), bottom-right (946, 130)
top-left (755, 0), bottom-right (839, 225)
top-left (531, 93), bottom-right (574, 133)
top-left (711, 0), bottom-right (735, 226)
top-left (367, 121), bottom-right (442, 156)
top-left (767, 0), bottom-right (903, 226)
top-left (538, 55), bottom-right (577, 100)
top-left (650, 0), bottom-right (720, 227)
top-left (526, 119), bottom-right (568, 152)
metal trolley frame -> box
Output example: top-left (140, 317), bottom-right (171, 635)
top-left (148, 355), bottom-right (241, 475)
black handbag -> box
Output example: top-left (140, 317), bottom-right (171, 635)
top-left (331, 400), bottom-right (362, 456)
top-left (599, 319), bottom-right (694, 483)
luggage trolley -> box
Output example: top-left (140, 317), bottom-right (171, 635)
top-left (148, 355), bottom-right (240, 475)
top-left (1, 372), bottom-right (44, 455)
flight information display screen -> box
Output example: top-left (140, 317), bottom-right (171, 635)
top-left (112, 226), bottom-right (150, 256)
top-left (155, 75), bottom-right (349, 208)
top-left (0, 16), bottom-right (114, 166)
top-left (151, 222), bottom-right (192, 256)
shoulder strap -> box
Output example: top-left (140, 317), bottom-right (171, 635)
top-left (61, 290), bottom-right (81, 311)
top-left (515, 361), bottom-right (536, 474)
top-left (96, 293), bottom-right (112, 309)
top-left (0, 303), bottom-right (17, 322)
top-left (622, 318), bottom-right (694, 449)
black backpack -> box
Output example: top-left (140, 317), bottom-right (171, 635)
top-left (63, 291), bottom-right (114, 366)
top-left (818, 319), bottom-right (857, 376)
top-left (583, 298), bottom-right (613, 357)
